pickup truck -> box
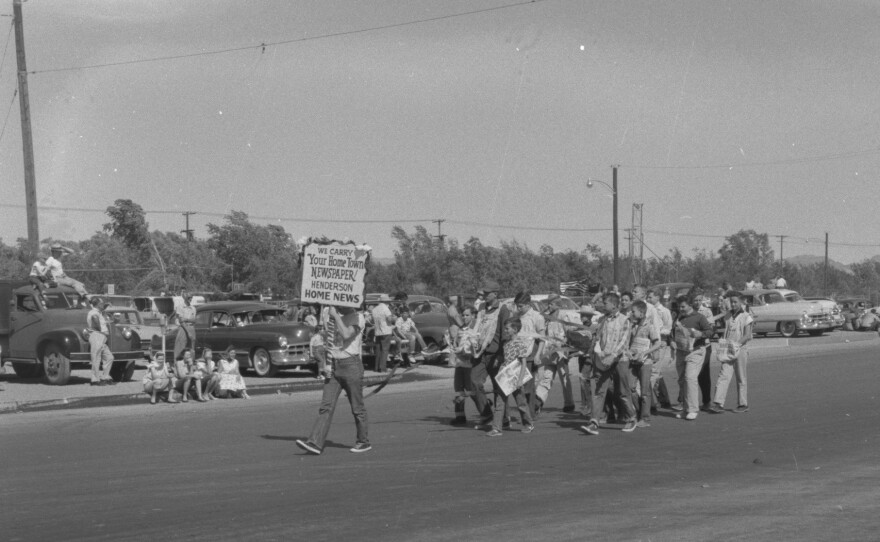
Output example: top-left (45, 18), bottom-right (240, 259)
top-left (1, 280), bottom-right (145, 385)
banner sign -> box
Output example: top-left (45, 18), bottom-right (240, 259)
top-left (300, 240), bottom-right (370, 307)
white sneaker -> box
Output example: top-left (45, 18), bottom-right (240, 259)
top-left (685, 412), bottom-right (698, 421)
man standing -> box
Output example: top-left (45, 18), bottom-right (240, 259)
top-left (87, 297), bottom-right (115, 386)
top-left (371, 294), bottom-right (394, 372)
top-left (627, 300), bottom-right (661, 427)
top-left (570, 305), bottom-right (597, 418)
top-left (297, 305), bottom-right (370, 455)
top-left (581, 293), bottom-right (637, 434)
top-left (45, 243), bottom-right (88, 303)
top-left (173, 292), bottom-right (197, 362)
top-left (512, 291), bottom-right (544, 417)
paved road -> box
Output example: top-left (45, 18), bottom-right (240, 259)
top-left (2, 344), bottom-right (879, 541)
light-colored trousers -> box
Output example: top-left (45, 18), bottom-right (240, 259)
top-left (89, 332), bottom-right (114, 382)
top-left (713, 348), bottom-right (748, 408)
top-left (675, 347), bottom-right (706, 414)
top-left (535, 356), bottom-right (574, 407)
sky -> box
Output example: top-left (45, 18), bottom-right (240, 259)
top-left (1, 0), bottom-right (879, 264)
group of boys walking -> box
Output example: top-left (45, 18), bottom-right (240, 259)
top-left (448, 281), bottom-right (753, 437)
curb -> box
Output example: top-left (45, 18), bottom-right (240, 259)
top-left (0, 369), bottom-right (444, 415)
top-left (2, 334), bottom-right (877, 415)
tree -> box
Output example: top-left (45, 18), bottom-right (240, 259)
top-left (206, 211), bottom-right (299, 295)
top-left (718, 229), bottom-right (775, 287)
top-left (104, 199), bottom-right (150, 251)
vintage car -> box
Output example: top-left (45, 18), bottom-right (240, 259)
top-left (361, 294), bottom-right (450, 361)
top-left (742, 288), bottom-right (839, 337)
top-left (133, 295), bottom-right (183, 326)
top-left (151, 301), bottom-right (312, 376)
top-left (798, 296), bottom-right (844, 329)
top-left (1, 282), bottom-right (143, 385)
top-left (105, 305), bottom-right (170, 353)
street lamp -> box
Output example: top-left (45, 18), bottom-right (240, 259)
top-left (586, 166), bottom-right (619, 287)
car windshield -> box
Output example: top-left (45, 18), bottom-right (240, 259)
top-left (232, 309), bottom-right (286, 325)
top-left (111, 311), bottom-right (142, 325)
top-left (409, 301), bottom-right (445, 314)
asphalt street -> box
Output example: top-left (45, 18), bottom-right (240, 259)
top-left (2, 344), bottom-right (879, 542)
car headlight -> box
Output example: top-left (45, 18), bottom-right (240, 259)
top-left (81, 328), bottom-right (91, 341)
top-left (278, 336), bottom-right (288, 348)
top-left (122, 327), bottom-right (133, 340)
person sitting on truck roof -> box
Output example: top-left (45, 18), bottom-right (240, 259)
top-left (28, 253), bottom-right (51, 308)
top-left (45, 243), bottom-right (88, 303)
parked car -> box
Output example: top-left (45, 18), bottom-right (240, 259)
top-left (362, 294), bottom-right (450, 361)
top-left (742, 288), bottom-right (839, 337)
top-left (150, 301), bottom-right (312, 377)
top-left (801, 296), bottom-right (845, 329)
top-left (106, 305), bottom-right (169, 353)
top-left (133, 295), bottom-right (183, 326)
top-left (1, 281), bottom-right (143, 385)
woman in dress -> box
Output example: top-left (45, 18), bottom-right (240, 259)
top-left (173, 348), bottom-right (207, 402)
top-left (196, 347), bottom-right (220, 399)
top-left (143, 351), bottom-right (176, 404)
top-left (217, 346), bottom-right (250, 399)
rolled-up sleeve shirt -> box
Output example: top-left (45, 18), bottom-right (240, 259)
top-left (597, 312), bottom-right (631, 358)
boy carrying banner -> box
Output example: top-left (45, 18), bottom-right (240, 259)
top-left (485, 317), bottom-right (534, 437)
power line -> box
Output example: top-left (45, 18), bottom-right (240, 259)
top-left (621, 146), bottom-right (880, 170)
top-left (30, 0), bottom-right (551, 75)
top-left (4, 202), bottom-right (880, 249)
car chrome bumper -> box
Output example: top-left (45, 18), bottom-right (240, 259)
top-left (269, 344), bottom-right (310, 366)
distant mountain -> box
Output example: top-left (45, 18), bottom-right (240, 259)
top-left (785, 254), bottom-right (853, 275)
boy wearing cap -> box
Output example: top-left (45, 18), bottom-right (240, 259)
top-left (46, 243), bottom-right (88, 301)
top-left (87, 297), bottom-right (116, 386)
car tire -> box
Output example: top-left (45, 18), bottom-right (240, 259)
top-left (12, 362), bottom-right (43, 379)
top-left (110, 360), bottom-right (136, 382)
top-left (780, 321), bottom-right (798, 338)
top-left (251, 347), bottom-right (277, 377)
top-left (42, 343), bottom-right (71, 386)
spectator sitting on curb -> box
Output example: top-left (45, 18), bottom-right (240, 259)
top-left (195, 348), bottom-right (220, 399)
top-left (143, 352), bottom-right (176, 405)
top-left (173, 348), bottom-right (207, 402)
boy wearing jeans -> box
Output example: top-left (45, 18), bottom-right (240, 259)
top-left (297, 305), bottom-right (370, 455)
top-left (485, 318), bottom-right (534, 437)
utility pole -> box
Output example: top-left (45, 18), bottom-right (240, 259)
top-left (181, 211), bottom-right (196, 241)
top-left (431, 219), bottom-right (446, 245)
top-left (612, 165), bottom-right (619, 288)
top-left (776, 235), bottom-right (786, 262)
top-left (823, 232), bottom-right (829, 296)
top-left (13, 0), bottom-right (39, 257)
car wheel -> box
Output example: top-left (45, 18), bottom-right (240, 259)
top-left (12, 362), bottom-right (43, 379)
top-left (780, 321), bottom-right (798, 338)
top-left (110, 360), bottom-right (136, 382)
top-left (251, 347), bottom-right (277, 377)
top-left (807, 330), bottom-right (823, 337)
top-left (42, 343), bottom-right (71, 385)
